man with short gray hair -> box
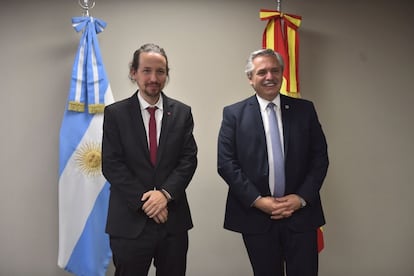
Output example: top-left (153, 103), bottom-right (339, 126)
top-left (218, 48), bottom-right (329, 276)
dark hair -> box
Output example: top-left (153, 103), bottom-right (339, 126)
top-left (129, 43), bottom-right (170, 81)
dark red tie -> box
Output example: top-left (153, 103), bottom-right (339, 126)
top-left (147, 107), bottom-right (157, 166)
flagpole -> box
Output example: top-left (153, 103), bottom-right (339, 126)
top-left (78, 0), bottom-right (95, 17)
top-left (276, 0), bottom-right (281, 12)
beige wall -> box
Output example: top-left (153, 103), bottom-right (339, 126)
top-left (1, 0), bottom-right (413, 275)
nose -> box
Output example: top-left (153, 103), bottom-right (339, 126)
top-left (265, 71), bottom-right (273, 79)
top-left (149, 72), bottom-right (157, 81)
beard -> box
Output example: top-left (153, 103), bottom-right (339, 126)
top-left (139, 82), bottom-right (164, 103)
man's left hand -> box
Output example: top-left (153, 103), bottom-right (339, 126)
top-left (141, 190), bottom-right (168, 218)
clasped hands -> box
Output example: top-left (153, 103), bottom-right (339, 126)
top-left (253, 194), bottom-right (302, 220)
top-left (141, 190), bottom-right (169, 224)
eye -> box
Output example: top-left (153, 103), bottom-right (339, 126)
top-left (256, 70), bottom-right (266, 76)
top-left (157, 69), bottom-right (166, 75)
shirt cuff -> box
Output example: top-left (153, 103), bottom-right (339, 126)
top-left (251, 195), bottom-right (262, 207)
top-left (298, 196), bottom-right (307, 208)
top-left (161, 189), bottom-right (172, 202)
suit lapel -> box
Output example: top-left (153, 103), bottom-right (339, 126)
top-left (127, 92), bottom-right (151, 161)
top-left (157, 93), bottom-right (173, 165)
top-left (247, 95), bottom-right (267, 146)
top-left (280, 95), bottom-right (291, 156)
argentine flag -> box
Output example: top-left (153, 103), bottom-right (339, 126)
top-left (58, 16), bottom-right (113, 276)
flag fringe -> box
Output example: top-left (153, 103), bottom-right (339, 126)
top-left (68, 101), bottom-right (85, 112)
top-left (88, 104), bottom-right (105, 114)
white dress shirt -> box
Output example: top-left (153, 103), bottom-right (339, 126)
top-left (137, 92), bottom-right (163, 148)
top-left (256, 94), bottom-right (284, 196)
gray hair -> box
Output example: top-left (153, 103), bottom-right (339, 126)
top-left (245, 49), bottom-right (284, 79)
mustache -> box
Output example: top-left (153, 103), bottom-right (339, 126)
top-left (263, 81), bottom-right (278, 85)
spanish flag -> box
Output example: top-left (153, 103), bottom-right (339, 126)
top-left (260, 9), bottom-right (302, 98)
top-left (260, 9), bottom-right (325, 253)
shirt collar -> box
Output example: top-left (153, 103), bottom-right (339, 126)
top-left (137, 91), bottom-right (163, 111)
top-left (256, 93), bottom-right (281, 112)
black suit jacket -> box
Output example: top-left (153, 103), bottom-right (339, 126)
top-left (102, 91), bottom-right (197, 238)
top-left (218, 94), bottom-right (328, 234)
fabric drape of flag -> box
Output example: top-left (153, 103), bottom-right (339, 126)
top-left (260, 9), bottom-right (325, 253)
top-left (58, 16), bottom-right (114, 276)
top-left (260, 9), bottom-right (302, 98)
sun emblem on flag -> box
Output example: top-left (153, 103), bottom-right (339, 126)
top-left (75, 141), bottom-right (102, 177)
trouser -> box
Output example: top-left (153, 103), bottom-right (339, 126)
top-left (110, 220), bottom-right (189, 276)
top-left (242, 220), bottom-right (318, 276)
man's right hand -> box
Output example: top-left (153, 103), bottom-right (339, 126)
top-left (253, 196), bottom-right (291, 220)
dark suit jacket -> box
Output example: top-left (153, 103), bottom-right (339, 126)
top-left (102, 91), bottom-right (197, 238)
top-left (218, 94), bottom-right (328, 234)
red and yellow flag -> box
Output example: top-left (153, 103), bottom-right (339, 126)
top-left (260, 9), bottom-right (302, 98)
top-left (317, 227), bottom-right (324, 253)
top-left (260, 9), bottom-right (325, 253)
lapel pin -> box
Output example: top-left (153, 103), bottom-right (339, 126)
top-left (285, 105), bottom-right (290, 110)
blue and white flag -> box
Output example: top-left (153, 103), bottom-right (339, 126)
top-left (58, 16), bottom-right (113, 276)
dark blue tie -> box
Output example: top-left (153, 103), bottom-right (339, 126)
top-left (267, 103), bottom-right (285, 197)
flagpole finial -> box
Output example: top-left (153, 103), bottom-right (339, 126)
top-left (276, 0), bottom-right (282, 11)
top-left (78, 0), bottom-right (95, 17)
